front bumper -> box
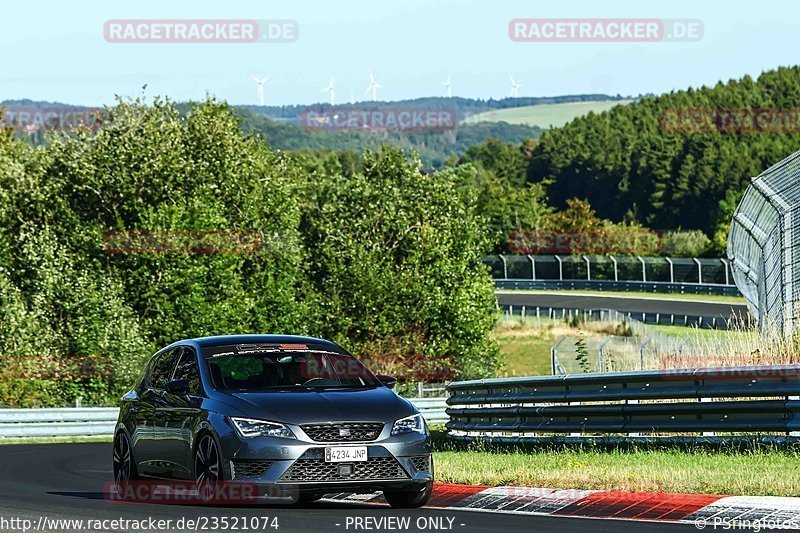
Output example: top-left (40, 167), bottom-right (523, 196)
top-left (217, 426), bottom-right (432, 494)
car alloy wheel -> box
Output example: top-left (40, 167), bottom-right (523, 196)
top-left (194, 434), bottom-right (222, 503)
top-left (112, 432), bottom-right (134, 495)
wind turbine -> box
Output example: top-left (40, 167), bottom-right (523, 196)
top-left (251, 75), bottom-right (268, 106)
top-left (509, 74), bottom-right (522, 98)
top-left (321, 77), bottom-right (336, 105)
top-left (364, 72), bottom-right (382, 101)
top-left (442, 75), bottom-right (452, 98)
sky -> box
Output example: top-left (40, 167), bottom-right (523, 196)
top-left (0, 0), bottom-right (797, 107)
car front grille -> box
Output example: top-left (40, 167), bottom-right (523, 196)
top-left (410, 455), bottom-right (432, 473)
top-left (301, 422), bottom-right (384, 442)
top-left (278, 456), bottom-right (409, 483)
top-left (231, 460), bottom-right (273, 479)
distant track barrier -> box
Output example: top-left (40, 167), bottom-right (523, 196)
top-left (494, 279), bottom-right (741, 297)
top-left (485, 254), bottom-right (742, 297)
top-left (498, 304), bottom-right (746, 330)
top-left (0, 399), bottom-right (447, 439)
top-left (445, 365), bottom-right (800, 443)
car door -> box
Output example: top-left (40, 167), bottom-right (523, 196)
top-left (161, 346), bottom-right (204, 478)
top-left (136, 347), bottom-right (181, 476)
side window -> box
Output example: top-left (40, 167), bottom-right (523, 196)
top-left (148, 348), bottom-right (180, 390)
top-left (173, 347), bottom-right (202, 395)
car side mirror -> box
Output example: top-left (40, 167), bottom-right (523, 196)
top-left (376, 375), bottom-right (397, 389)
top-left (165, 379), bottom-right (189, 395)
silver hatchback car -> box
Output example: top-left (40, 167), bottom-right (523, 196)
top-left (113, 335), bottom-right (433, 507)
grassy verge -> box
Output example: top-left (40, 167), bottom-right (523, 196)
top-left (431, 430), bottom-right (800, 496)
top-left (496, 289), bottom-right (745, 305)
top-left (494, 316), bottom-right (639, 377)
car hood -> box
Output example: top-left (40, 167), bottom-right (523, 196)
top-left (216, 386), bottom-right (416, 425)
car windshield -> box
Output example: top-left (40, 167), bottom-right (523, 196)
top-left (202, 345), bottom-right (381, 391)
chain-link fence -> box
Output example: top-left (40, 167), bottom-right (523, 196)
top-left (484, 254), bottom-right (734, 285)
top-left (728, 149), bottom-right (800, 338)
top-left (545, 308), bottom-right (692, 374)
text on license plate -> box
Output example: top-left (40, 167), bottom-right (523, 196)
top-left (324, 446), bottom-right (368, 462)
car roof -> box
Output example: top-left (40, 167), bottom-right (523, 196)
top-left (185, 334), bottom-right (347, 352)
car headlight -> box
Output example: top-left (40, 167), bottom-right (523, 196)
top-left (391, 413), bottom-right (427, 436)
top-left (230, 417), bottom-right (296, 439)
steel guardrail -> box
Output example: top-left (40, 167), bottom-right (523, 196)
top-left (495, 279), bottom-right (742, 297)
top-left (445, 365), bottom-right (800, 442)
top-left (0, 399), bottom-right (448, 438)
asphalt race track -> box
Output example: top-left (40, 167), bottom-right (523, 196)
top-left (496, 291), bottom-right (750, 320)
top-left (0, 443), bottom-right (696, 532)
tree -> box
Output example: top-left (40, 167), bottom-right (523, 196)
top-left (301, 147), bottom-right (500, 379)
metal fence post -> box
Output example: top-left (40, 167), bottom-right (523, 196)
top-left (555, 255), bottom-right (563, 280)
top-left (665, 256), bottom-right (674, 283)
top-left (583, 255), bottom-right (591, 281)
top-left (498, 254), bottom-right (508, 280)
top-left (637, 255), bottom-right (647, 282)
top-left (609, 255), bottom-right (618, 281)
top-left (693, 257), bottom-right (702, 284)
top-left (720, 258), bottom-right (730, 285)
top-left (527, 254), bottom-right (536, 280)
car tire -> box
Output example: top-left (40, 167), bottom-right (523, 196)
top-left (383, 481), bottom-right (433, 509)
top-left (194, 432), bottom-right (225, 504)
top-left (112, 431), bottom-right (140, 499)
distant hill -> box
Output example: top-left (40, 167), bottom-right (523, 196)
top-left (2, 94), bottom-right (632, 169)
top-left (462, 99), bottom-right (635, 128)
top-left (525, 66), bottom-right (800, 244)
top-left (238, 94), bottom-right (630, 124)
top-left (235, 108), bottom-right (541, 169)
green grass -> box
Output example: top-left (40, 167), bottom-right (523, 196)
top-left (496, 288), bottom-right (745, 305)
top-left (495, 329), bottom-right (554, 377)
top-left (652, 324), bottom-right (756, 341)
top-left (462, 100), bottom-right (633, 128)
top-left (493, 316), bottom-right (625, 377)
top-left (432, 431), bottom-right (800, 496)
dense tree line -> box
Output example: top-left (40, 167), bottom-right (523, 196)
top-left (0, 100), bottom-right (499, 407)
top-left (525, 66), bottom-right (800, 251)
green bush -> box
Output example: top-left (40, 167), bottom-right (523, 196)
top-left (301, 148), bottom-right (500, 379)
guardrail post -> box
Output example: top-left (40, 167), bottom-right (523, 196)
top-left (569, 401), bottom-right (581, 437)
top-left (627, 399), bottom-right (640, 437)
top-left (700, 397), bottom-right (715, 436)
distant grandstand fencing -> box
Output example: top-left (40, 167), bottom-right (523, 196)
top-left (728, 149), bottom-right (800, 338)
top-left (484, 254), bottom-right (735, 286)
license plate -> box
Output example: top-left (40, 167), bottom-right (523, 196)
top-left (324, 446), bottom-right (368, 462)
